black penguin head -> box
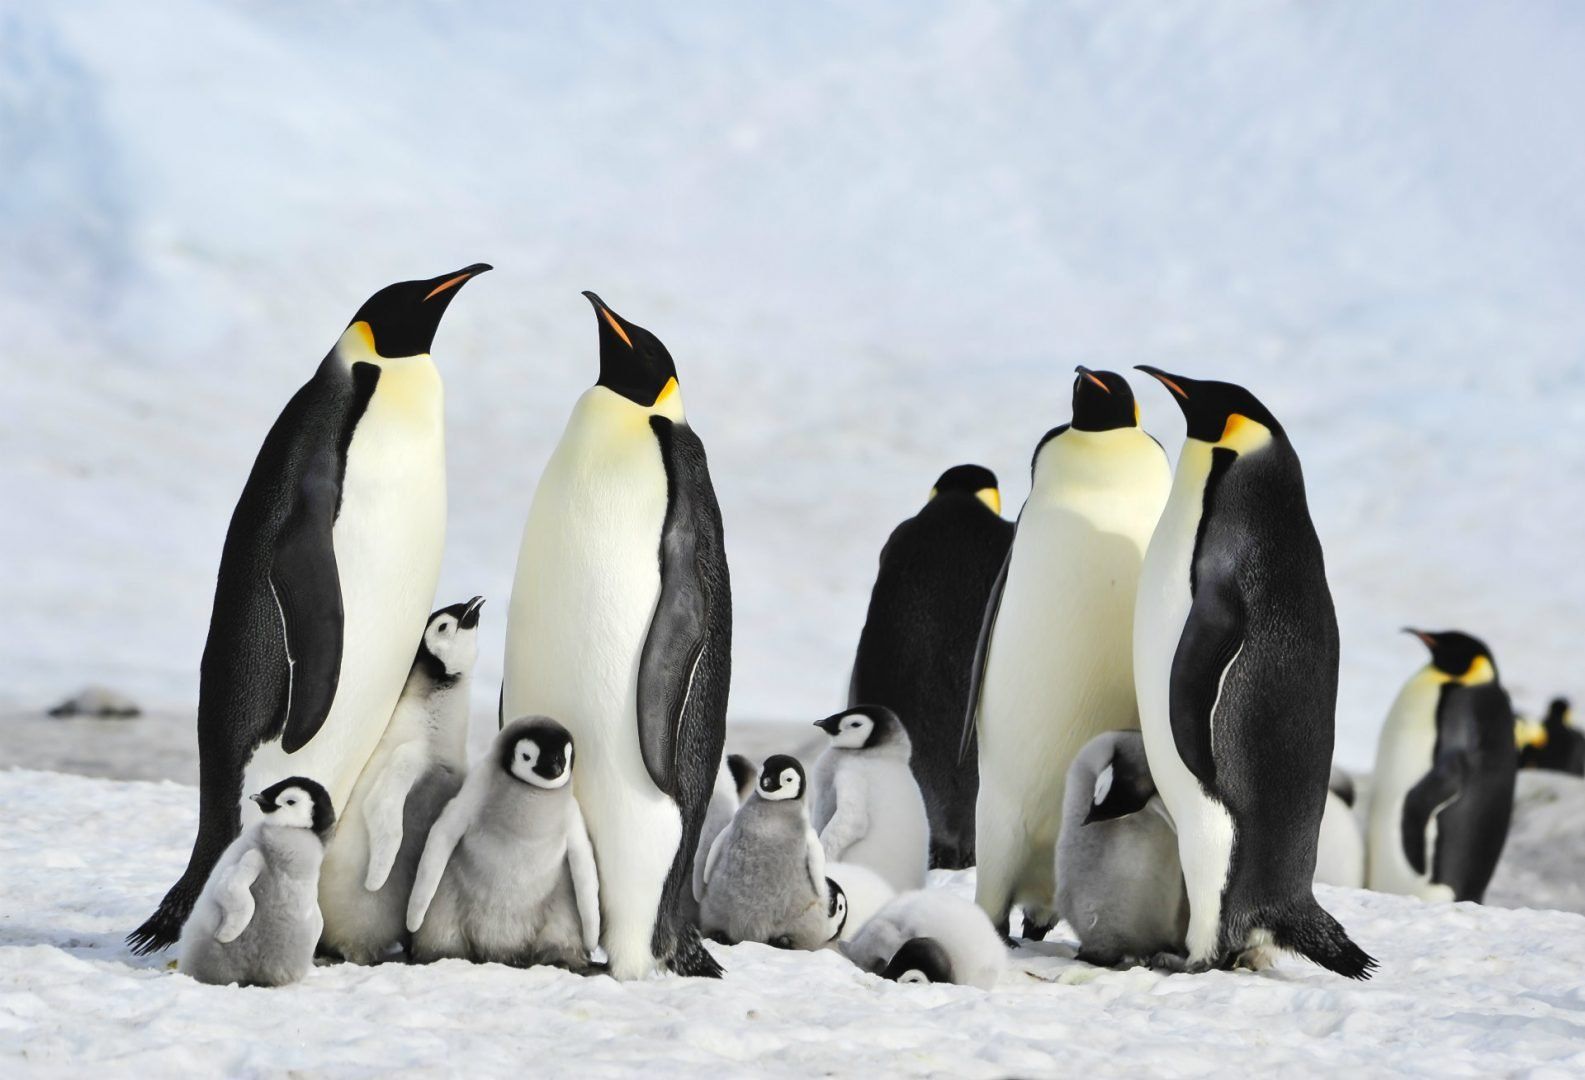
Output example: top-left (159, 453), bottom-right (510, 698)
top-left (346, 264), bottom-right (491, 359)
top-left (826, 878), bottom-right (849, 942)
top-left (1071, 367), bottom-right (1139, 433)
top-left (251, 776), bottom-right (336, 837)
top-left (415, 596), bottom-right (485, 683)
top-left (500, 716), bottom-right (575, 789)
top-left (1405, 629), bottom-right (1499, 683)
top-left (814, 704), bottom-right (904, 752)
top-left (928, 464), bottom-right (1002, 516)
top-left (583, 292), bottom-right (679, 407)
top-left (1082, 732), bottom-right (1159, 825)
top-left (1135, 366), bottom-right (1284, 445)
top-left (757, 755), bottom-right (806, 802)
top-left (882, 937), bottom-right (953, 985)
top-left (726, 753), bottom-right (758, 803)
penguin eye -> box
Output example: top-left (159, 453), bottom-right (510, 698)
top-left (437, 621), bottom-right (451, 634)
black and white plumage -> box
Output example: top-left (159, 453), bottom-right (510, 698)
top-left (810, 705), bottom-right (929, 893)
top-left (1368, 631), bottom-right (1517, 903)
top-left (406, 717), bottom-right (600, 970)
top-left (1519, 698), bottom-right (1585, 777)
top-left (178, 777), bottom-right (335, 987)
top-left (844, 889), bottom-right (1005, 990)
top-left (131, 266), bottom-right (491, 955)
top-left (823, 860), bottom-right (896, 944)
top-left (318, 597), bottom-right (483, 963)
top-left (697, 756), bottom-right (837, 950)
top-left (849, 464), bottom-right (1013, 869)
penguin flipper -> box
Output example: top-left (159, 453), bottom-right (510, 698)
top-left (565, 800), bottom-right (602, 953)
top-left (1168, 576), bottom-right (1246, 792)
top-left (1401, 751), bottom-right (1468, 877)
top-left (959, 539), bottom-right (1013, 766)
top-left (270, 447), bottom-right (345, 754)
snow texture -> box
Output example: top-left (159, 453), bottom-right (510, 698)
top-left (2, 2), bottom-right (1583, 768)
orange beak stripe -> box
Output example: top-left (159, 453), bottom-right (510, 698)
top-left (1081, 371), bottom-right (1110, 393)
top-left (601, 307), bottom-right (634, 348)
top-left (1155, 373), bottom-right (1189, 399)
top-left (424, 272), bottom-right (475, 302)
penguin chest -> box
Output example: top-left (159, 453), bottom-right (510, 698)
top-left (1367, 674), bottom-right (1449, 897)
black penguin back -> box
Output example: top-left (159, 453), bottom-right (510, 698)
top-left (1429, 680), bottom-right (1518, 901)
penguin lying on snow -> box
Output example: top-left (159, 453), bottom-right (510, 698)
top-left (824, 861), bottom-right (896, 944)
top-left (178, 778), bottom-right (335, 987)
top-left (406, 718), bottom-right (600, 970)
top-left (1519, 698), bottom-right (1585, 777)
top-left (845, 889), bottom-right (1006, 990)
top-left (699, 756), bottom-right (844, 950)
top-left (318, 597), bottom-right (483, 963)
top-left (811, 705), bottom-right (929, 893)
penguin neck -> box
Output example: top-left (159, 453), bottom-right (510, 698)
top-left (1030, 426), bottom-right (1166, 505)
top-left (842, 737), bottom-right (909, 763)
top-left (397, 667), bottom-right (471, 755)
top-left (331, 325), bottom-right (442, 419)
top-left (572, 381), bottom-right (686, 434)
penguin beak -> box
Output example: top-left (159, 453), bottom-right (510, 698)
top-left (459, 596), bottom-right (486, 630)
top-left (814, 713), bottom-right (845, 735)
top-left (583, 290), bottom-right (635, 349)
top-left (1135, 365), bottom-right (1192, 400)
top-left (423, 263), bottom-right (492, 303)
top-left (1075, 365), bottom-right (1111, 393)
top-left (1403, 627), bottom-right (1438, 651)
top-left (249, 793), bottom-right (266, 806)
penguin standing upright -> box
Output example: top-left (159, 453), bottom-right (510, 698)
top-left (1367, 631), bottom-right (1517, 902)
top-left (809, 705), bottom-right (929, 892)
top-left (849, 464), bottom-right (1013, 869)
top-left (1132, 367), bottom-right (1373, 978)
top-left (962, 367), bottom-right (1171, 939)
top-left (502, 294), bottom-right (730, 979)
top-left (1519, 698), bottom-right (1585, 776)
top-left (131, 266), bottom-right (490, 954)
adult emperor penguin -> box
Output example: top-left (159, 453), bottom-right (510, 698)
top-left (1367, 630), bottom-right (1517, 903)
top-left (502, 292), bottom-right (730, 979)
top-left (849, 464), bottom-right (1014, 869)
top-left (961, 367), bottom-right (1171, 939)
top-left (1519, 698), bottom-right (1585, 776)
top-left (131, 265), bottom-right (490, 954)
top-left (1132, 367), bottom-right (1374, 978)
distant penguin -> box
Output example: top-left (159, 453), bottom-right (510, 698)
top-left (1314, 769), bottom-right (1365, 890)
top-left (1132, 367), bottom-right (1373, 978)
top-left (810, 705), bottom-right (929, 893)
top-left (698, 756), bottom-right (836, 950)
top-left (178, 777), bottom-right (336, 987)
top-left (963, 367), bottom-right (1171, 940)
top-left (132, 265), bottom-right (491, 954)
top-left (1367, 631), bottom-right (1517, 903)
top-left (317, 597), bottom-right (483, 963)
top-left (1055, 731), bottom-right (1188, 968)
top-left (406, 717), bottom-right (600, 969)
top-left (849, 464), bottom-right (1014, 869)
top-left (1519, 698), bottom-right (1585, 777)
top-left (503, 293), bottom-right (730, 979)
top-left (824, 861), bottom-right (897, 944)
top-left (687, 753), bottom-right (755, 923)
top-left (844, 890), bottom-right (1006, 990)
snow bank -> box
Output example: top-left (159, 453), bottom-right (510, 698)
top-left (3, 768), bottom-right (1584, 1076)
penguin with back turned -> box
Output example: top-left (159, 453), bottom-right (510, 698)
top-left (502, 293), bottom-right (730, 979)
top-left (1367, 630), bottom-right (1517, 902)
top-left (849, 464), bottom-right (1013, 869)
top-left (1132, 367), bottom-right (1373, 978)
top-left (131, 265), bottom-right (491, 954)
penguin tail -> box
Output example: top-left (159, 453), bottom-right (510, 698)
top-left (126, 903), bottom-right (185, 956)
top-left (1268, 898), bottom-right (1376, 981)
top-left (666, 924), bottom-right (725, 979)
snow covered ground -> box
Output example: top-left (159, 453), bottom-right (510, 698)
top-left (1, 767), bottom-right (1583, 1078)
top-left (3, 2), bottom-right (1584, 769)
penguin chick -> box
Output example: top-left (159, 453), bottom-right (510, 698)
top-left (824, 861), bottom-right (896, 944)
top-left (1055, 731), bottom-right (1188, 968)
top-left (319, 597), bottom-right (483, 963)
top-left (698, 756), bottom-right (835, 950)
top-left (689, 754), bottom-right (754, 919)
top-left (810, 705), bottom-right (929, 892)
top-left (406, 717), bottom-right (599, 969)
top-left (844, 889), bottom-right (1006, 990)
top-left (178, 777), bottom-right (335, 987)
top-left (1313, 768), bottom-right (1365, 889)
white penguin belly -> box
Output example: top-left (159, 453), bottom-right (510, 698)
top-left (835, 760), bottom-right (928, 892)
top-left (503, 388), bottom-right (681, 979)
top-left (1366, 673), bottom-right (1454, 900)
top-left (1314, 790), bottom-right (1365, 890)
top-left (1134, 443), bottom-right (1236, 963)
top-left (245, 356), bottom-right (447, 815)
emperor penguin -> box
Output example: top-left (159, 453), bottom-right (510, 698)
top-left (502, 293), bottom-right (731, 979)
top-left (961, 367), bottom-right (1171, 940)
top-left (1055, 731), bottom-right (1189, 968)
top-left (1314, 768), bottom-right (1366, 889)
top-left (178, 777), bottom-right (336, 987)
top-left (1367, 630), bottom-right (1517, 903)
top-left (810, 705), bottom-right (929, 892)
top-left (1132, 366), bottom-right (1374, 978)
top-left (698, 756), bottom-right (836, 950)
top-left (131, 265), bottom-right (491, 954)
top-left (1519, 698), bottom-right (1585, 776)
top-left (843, 889), bottom-right (1006, 990)
top-left (849, 464), bottom-right (1014, 869)
top-left (686, 753), bottom-right (756, 923)
top-left (406, 717), bottom-right (600, 969)
top-left (317, 596), bottom-right (483, 963)
top-left (824, 860), bottom-right (896, 944)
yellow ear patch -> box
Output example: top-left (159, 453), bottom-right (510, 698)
top-left (349, 321), bottom-right (377, 354)
top-left (1134, 400), bottom-right (1141, 425)
top-left (1461, 655), bottom-right (1496, 686)
top-left (976, 488), bottom-right (1002, 515)
top-left (927, 487), bottom-right (939, 502)
top-left (602, 308), bottom-right (634, 348)
top-left (653, 376), bottom-right (679, 406)
top-left (1515, 718), bottom-right (1548, 750)
top-left (1218, 413), bottom-right (1272, 454)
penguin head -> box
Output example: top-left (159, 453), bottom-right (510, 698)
top-left (814, 704), bottom-right (905, 751)
top-left (825, 878), bottom-right (849, 942)
top-left (1071, 367), bottom-right (1140, 433)
top-left (1136, 367), bottom-right (1283, 451)
top-left (252, 776), bottom-right (335, 837)
top-left (756, 755), bottom-right (806, 801)
top-left (1404, 629), bottom-right (1499, 684)
top-left (343, 264), bottom-right (492, 360)
top-left (928, 464), bottom-right (1002, 516)
top-left (1082, 732), bottom-right (1160, 825)
top-left (881, 937), bottom-right (953, 985)
top-left (582, 292), bottom-right (680, 409)
top-left (500, 716), bottom-right (575, 789)
top-left (1545, 697), bottom-right (1573, 731)
top-left (726, 753), bottom-right (758, 803)
top-left (416, 596), bottom-right (485, 682)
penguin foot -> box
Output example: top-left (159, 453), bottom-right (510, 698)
top-left (126, 906), bottom-right (185, 956)
top-left (1146, 951), bottom-right (1200, 974)
top-left (668, 926), bottom-right (726, 979)
top-left (1021, 917), bottom-right (1056, 942)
